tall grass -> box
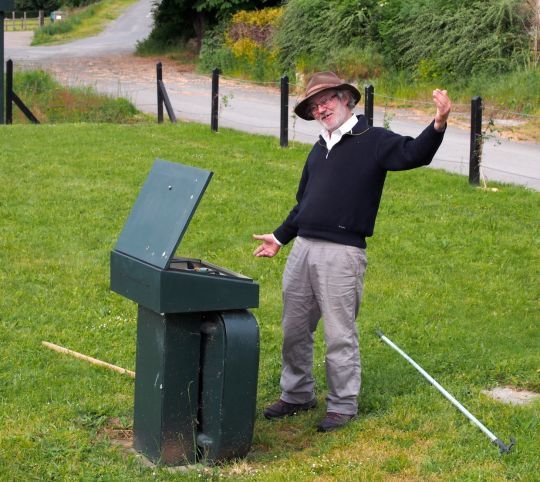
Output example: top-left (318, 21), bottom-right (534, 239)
top-left (0, 123), bottom-right (538, 480)
top-left (32, 3), bottom-right (101, 44)
top-left (9, 69), bottom-right (143, 123)
top-left (371, 68), bottom-right (540, 115)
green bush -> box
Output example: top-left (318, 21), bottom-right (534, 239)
top-left (273, 0), bottom-right (379, 78)
top-left (198, 21), bottom-right (236, 73)
top-left (378, 0), bottom-right (534, 81)
top-left (325, 44), bottom-right (386, 80)
top-left (198, 10), bottom-right (283, 82)
top-left (271, 0), bottom-right (535, 83)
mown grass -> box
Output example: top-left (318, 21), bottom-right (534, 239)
top-left (0, 122), bottom-right (538, 480)
top-left (32, 0), bottom-right (138, 45)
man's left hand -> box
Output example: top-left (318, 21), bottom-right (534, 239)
top-left (433, 89), bottom-right (451, 132)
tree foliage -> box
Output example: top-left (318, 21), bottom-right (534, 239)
top-left (14, 0), bottom-right (100, 12)
top-left (14, 0), bottom-right (61, 11)
top-left (149, 0), bottom-right (281, 50)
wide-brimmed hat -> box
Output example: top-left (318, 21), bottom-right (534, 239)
top-left (294, 71), bottom-right (361, 120)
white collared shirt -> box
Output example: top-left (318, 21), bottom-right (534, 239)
top-left (321, 114), bottom-right (359, 152)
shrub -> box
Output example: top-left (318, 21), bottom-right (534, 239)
top-left (199, 7), bottom-right (283, 82)
top-left (378, 0), bottom-right (534, 81)
top-left (272, 0), bottom-right (535, 83)
top-left (273, 0), bottom-right (380, 78)
top-left (326, 44), bottom-right (386, 80)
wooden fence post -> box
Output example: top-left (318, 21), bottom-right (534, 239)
top-left (156, 62), bottom-right (163, 124)
top-left (6, 59), bottom-right (13, 124)
top-left (280, 75), bottom-right (289, 147)
top-left (6, 59), bottom-right (40, 124)
top-left (211, 68), bottom-right (219, 132)
top-left (364, 84), bottom-right (374, 127)
top-left (469, 96), bottom-right (483, 186)
top-left (0, 9), bottom-right (5, 124)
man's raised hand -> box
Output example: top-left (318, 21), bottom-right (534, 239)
top-left (433, 89), bottom-right (451, 132)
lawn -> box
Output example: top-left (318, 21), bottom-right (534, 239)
top-left (0, 122), bottom-right (538, 480)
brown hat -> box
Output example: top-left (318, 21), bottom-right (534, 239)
top-left (294, 71), bottom-right (361, 121)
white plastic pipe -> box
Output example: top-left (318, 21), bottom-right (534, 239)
top-left (376, 330), bottom-right (514, 453)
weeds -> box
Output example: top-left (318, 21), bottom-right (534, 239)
top-left (9, 69), bottom-right (143, 124)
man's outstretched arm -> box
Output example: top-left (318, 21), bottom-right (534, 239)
top-left (252, 234), bottom-right (281, 258)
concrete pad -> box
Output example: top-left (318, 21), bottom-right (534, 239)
top-left (482, 386), bottom-right (540, 405)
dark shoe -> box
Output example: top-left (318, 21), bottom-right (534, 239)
top-left (263, 398), bottom-right (317, 419)
top-left (317, 412), bottom-right (356, 432)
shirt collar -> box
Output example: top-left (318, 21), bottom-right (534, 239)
top-left (320, 114), bottom-right (358, 144)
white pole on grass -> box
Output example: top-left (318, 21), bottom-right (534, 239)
top-left (376, 329), bottom-right (514, 454)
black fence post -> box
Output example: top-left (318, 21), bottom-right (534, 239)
top-left (211, 68), bottom-right (219, 132)
top-left (6, 59), bottom-right (13, 124)
top-left (157, 62), bottom-right (163, 124)
top-left (280, 75), bottom-right (289, 147)
top-left (1, 9), bottom-right (5, 124)
top-left (469, 96), bottom-right (483, 186)
top-left (364, 84), bottom-right (374, 127)
top-left (5, 59), bottom-right (39, 124)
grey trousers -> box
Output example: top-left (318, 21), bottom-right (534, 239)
top-left (280, 236), bottom-right (367, 415)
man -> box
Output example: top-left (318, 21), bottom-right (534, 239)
top-left (253, 71), bottom-right (451, 432)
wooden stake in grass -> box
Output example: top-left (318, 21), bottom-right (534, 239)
top-left (42, 341), bottom-right (135, 378)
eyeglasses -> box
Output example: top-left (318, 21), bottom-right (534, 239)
top-left (308, 94), bottom-right (339, 115)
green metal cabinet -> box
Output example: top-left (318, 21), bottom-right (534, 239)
top-left (110, 159), bottom-right (259, 465)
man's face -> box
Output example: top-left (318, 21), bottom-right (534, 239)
top-left (309, 90), bottom-right (352, 133)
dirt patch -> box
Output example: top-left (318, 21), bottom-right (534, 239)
top-left (482, 386), bottom-right (540, 405)
top-left (101, 417), bottom-right (133, 450)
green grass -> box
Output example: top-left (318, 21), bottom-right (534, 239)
top-left (368, 67), bottom-right (540, 142)
top-left (0, 122), bottom-right (538, 480)
top-left (32, 0), bottom-right (139, 45)
top-left (9, 69), bottom-right (145, 124)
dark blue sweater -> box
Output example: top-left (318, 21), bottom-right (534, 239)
top-left (273, 115), bottom-right (445, 248)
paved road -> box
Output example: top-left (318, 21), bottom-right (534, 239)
top-left (5, 0), bottom-right (154, 59)
top-left (4, 0), bottom-right (539, 190)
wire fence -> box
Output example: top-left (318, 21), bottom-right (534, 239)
top-left (6, 60), bottom-right (540, 189)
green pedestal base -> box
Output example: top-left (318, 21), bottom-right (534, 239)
top-left (133, 306), bottom-right (259, 465)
